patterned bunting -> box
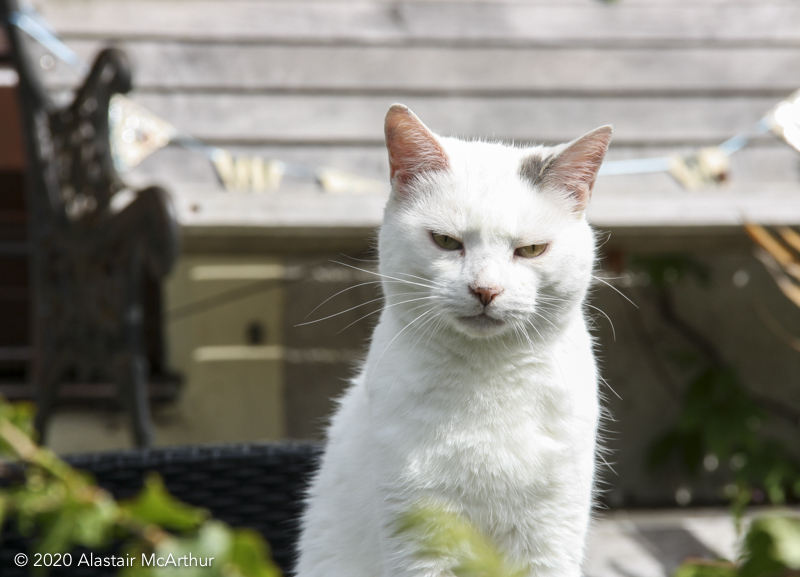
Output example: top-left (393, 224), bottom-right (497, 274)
top-left (668, 147), bottom-right (730, 190)
top-left (109, 95), bottom-right (177, 172)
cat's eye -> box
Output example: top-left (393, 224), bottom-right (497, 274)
top-left (432, 233), bottom-right (462, 251)
top-left (515, 243), bottom-right (548, 258)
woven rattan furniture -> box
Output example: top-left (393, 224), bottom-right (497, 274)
top-left (0, 442), bottom-right (323, 576)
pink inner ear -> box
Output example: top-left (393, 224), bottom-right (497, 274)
top-left (384, 105), bottom-right (449, 193)
top-left (542, 126), bottom-right (612, 212)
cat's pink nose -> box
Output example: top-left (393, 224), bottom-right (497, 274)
top-left (471, 286), bottom-right (503, 306)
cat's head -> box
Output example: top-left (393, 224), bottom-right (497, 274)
top-left (379, 104), bottom-right (611, 342)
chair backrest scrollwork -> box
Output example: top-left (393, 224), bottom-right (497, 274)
top-left (1, 0), bottom-right (181, 447)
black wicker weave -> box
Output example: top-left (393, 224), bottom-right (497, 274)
top-left (0, 442), bottom-right (323, 576)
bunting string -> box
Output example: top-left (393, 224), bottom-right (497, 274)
top-left (9, 4), bottom-right (800, 195)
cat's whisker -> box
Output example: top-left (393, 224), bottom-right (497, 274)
top-left (509, 322), bottom-right (523, 349)
top-left (337, 253), bottom-right (378, 263)
top-left (498, 330), bottom-right (515, 352)
top-left (395, 302), bottom-right (442, 334)
top-left (409, 309), bottom-right (444, 352)
top-left (531, 310), bottom-right (560, 334)
top-left (515, 319), bottom-right (537, 351)
top-left (515, 322), bottom-right (530, 350)
top-left (535, 294), bottom-right (569, 302)
top-left (536, 310), bottom-right (581, 352)
top-left (387, 311), bottom-right (443, 398)
top-left (585, 304), bottom-right (616, 341)
top-left (599, 375), bottom-right (622, 401)
top-left (597, 454), bottom-right (618, 475)
top-left (302, 281), bottom-right (387, 321)
top-left (372, 306), bottom-right (439, 377)
top-left (386, 309), bottom-right (443, 397)
top-left (592, 275), bottom-right (638, 308)
top-left (423, 315), bottom-right (447, 355)
top-left (524, 316), bottom-right (547, 345)
top-left (331, 261), bottom-right (440, 291)
top-left (297, 291), bottom-right (430, 327)
top-left (334, 296), bottom-right (442, 335)
top-left (391, 271), bottom-right (447, 288)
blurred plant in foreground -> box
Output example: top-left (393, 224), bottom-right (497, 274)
top-left (401, 501), bottom-right (800, 577)
top-left (0, 396), bottom-right (280, 577)
top-left (396, 501), bottom-right (526, 577)
top-left (676, 514), bottom-right (800, 577)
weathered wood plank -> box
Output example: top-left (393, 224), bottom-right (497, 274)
top-left (37, 41), bottom-right (800, 95)
top-left (124, 92), bottom-right (778, 145)
top-left (130, 143), bottom-right (800, 189)
top-left (167, 181), bottom-right (800, 233)
top-left (31, 0), bottom-right (800, 46)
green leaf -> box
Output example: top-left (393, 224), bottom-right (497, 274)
top-left (36, 504), bottom-right (80, 557)
top-left (226, 528), bottom-right (282, 577)
top-left (72, 498), bottom-right (117, 548)
top-left (740, 515), bottom-right (800, 577)
top-left (397, 501), bottom-right (527, 577)
top-left (673, 559), bottom-right (736, 577)
top-left (120, 474), bottom-right (208, 532)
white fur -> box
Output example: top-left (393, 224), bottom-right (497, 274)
top-left (296, 132), bottom-right (603, 577)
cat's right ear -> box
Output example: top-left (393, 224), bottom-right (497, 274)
top-left (521, 126), bottom-right (612, 215)
top-left (384, 104), bottom-right (450, 197)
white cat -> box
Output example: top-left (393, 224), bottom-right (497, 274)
top-left (296, 104), bottom-right (612, 577)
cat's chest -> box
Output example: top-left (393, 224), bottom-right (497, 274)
top-left (366, 327), bottom-right (596, 498)
top-left (373, 381), bottom-right (576, 495)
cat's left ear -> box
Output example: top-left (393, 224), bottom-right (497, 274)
top-left (384, 104), bottom-right (450, 198)
top-left (522, 126), bottom-right (612, 214)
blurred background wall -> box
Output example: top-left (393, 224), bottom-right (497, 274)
top-left (1, 0), bottom-right (800, 508)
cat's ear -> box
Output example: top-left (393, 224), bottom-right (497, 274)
top-left (384, 104), bottom-right (450, 196)
top-left (522, 126), bottom-right (612, 214)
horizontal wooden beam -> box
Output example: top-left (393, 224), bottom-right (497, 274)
top-left (122, 92), bottom-right (777, 146)
top-left (38, 41), bottom-right (800, 96)
top-left (170, 183), bottom-right (800, 254)
top-left (34, 1), bottom-right (800, 47)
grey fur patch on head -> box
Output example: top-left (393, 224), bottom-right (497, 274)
top-left (519, 150), bottom-right (556, 188)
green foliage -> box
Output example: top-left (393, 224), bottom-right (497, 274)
top-left (740, 515), bottom-right (800, 577)
top-left (0, 395), bottom-right (281, 577)
top-left (626, 255), bottom-right (800, 576)
top-left (120, 474), bottom-right (208, 532)
top-left (648, 368), bottom-right (756, 471)
top-left (648, 363), bottom-right (800, 514)
top-left (674, 559), bottom-right (737, 577)
top-left (676, 514), bottom-right (800, 577)
top-left (629, 255), bottom-right (800, 512)
top-left (399, 503), bottom-right (800, 577)
top-left (397, 501), bottom-right (527, 577)
top-left (121, 521), bottom-right (277, 577)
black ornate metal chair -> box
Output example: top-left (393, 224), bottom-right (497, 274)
top-left (1, 0), bottom-right (180, 447)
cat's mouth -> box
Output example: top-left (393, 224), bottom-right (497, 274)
top-left (457, 312), bottom-right (506, 333)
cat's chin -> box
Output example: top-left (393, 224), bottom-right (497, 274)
top-left (453, 313), bottom-right (508, 338)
